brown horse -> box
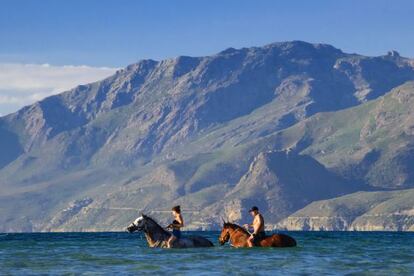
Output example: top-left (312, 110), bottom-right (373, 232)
top-left (219, 222), bottom-right (296, 248)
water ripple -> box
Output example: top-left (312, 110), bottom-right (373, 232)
top-left (0, 231), bottom-right (413, 275)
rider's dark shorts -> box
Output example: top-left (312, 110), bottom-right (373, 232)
top-left (172, 229), bottom-right (181, 239)
top-left (252, 231), bottom-right (266, 245)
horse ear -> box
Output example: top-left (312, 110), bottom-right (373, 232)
top-left (221, 217), bottom-right (226, 225)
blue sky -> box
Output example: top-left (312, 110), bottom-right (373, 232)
top-left (2, 0), bottom-right (414, 66)
top-left (0, 0), bottom-right (413, 115)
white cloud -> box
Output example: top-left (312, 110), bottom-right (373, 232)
top-left (0, 63), bottom-right (118, 116)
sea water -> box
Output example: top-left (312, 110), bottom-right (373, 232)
top-left (1, 231), bottom-right (413, 275)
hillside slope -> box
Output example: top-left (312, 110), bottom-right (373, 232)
top-left (277, 81), bottom-right (414, 189)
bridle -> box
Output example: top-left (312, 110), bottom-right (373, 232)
top-left (220, 227), bottom-right (232, 245)
top-left (131, 219), bottom-right (146, 232)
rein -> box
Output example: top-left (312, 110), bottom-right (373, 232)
top-left (231, 228), bottom-right (248, 242)
top-left (225, 225), bottom-right (251, 247)
top-left (229, 225), bottom-right (250, 238)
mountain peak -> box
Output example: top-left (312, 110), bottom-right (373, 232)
top-left (263, 40), bottom-right (343, 54)
top-left (387, 50), bottom-right (401, 58)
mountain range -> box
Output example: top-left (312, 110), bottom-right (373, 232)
top-left (1, 41), bottom-right (414, 232)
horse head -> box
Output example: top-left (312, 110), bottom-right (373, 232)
top-left (127, 214), bottom-right (148, 233)
top-left (218, 222), bottom-right (231, 245)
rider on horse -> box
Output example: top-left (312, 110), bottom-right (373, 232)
top-left (166, 205), bottom-right (184, 248)
top-left (243, 206), bottom-right (265, 247)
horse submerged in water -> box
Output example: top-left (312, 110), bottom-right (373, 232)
top-left (219, 222), bottom-right (297, 248)
top-left (127, 214), bottom-right (214, 248)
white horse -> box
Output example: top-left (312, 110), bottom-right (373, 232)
top-left (127, 214), bottom-right (214, 248)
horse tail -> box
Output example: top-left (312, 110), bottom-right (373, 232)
top-left (272, 233), bottom-right (297, 247)
top-left (206, 239), bottom-right (214, 247)
top-left (202, 240), bottom-right (214, 247)
top-left (280, 233), bottom-right (297, 247)
top-left (190, 236), bottom-right (214, 247)
top-left (287, 235), bottom-right (297, 247)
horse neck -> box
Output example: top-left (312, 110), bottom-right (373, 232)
top-left (229, 226), bottom-right (249, 242)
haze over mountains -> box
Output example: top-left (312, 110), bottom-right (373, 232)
top-left (1, 41), bottom-right (414, 232)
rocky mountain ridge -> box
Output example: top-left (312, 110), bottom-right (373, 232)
top-left (1, 41), bottom-right (414, 232)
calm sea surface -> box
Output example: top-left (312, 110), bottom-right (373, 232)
top-left (1, 231), bottom-right (413, 275)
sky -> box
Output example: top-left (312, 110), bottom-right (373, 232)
top-left (1, 0), bottom-right (413, 115)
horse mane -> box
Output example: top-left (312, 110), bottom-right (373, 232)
top-left (224, 222), bottom-right (250, 235)
top-left (143, 215), bottom-right (169, 235)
